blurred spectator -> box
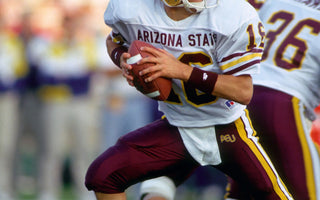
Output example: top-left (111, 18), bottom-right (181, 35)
top-left (27, 4), bottom-right (99, 200)
top-left (0, 1), bottom-right (29, 199)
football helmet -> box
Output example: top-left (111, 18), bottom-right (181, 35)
top-left (162, 0), bottom-right (219, 13)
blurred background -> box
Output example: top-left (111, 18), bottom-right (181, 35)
top-left (0, 0), bottom-right (319, 200)
top-left (0, 0), bottom-right (157, 199)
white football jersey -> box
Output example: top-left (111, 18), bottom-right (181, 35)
top-left (252, 0), bottom-right (320, 120)
top-left (104, 0), bottom-right (264, 127)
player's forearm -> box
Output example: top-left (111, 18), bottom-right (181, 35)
top-left (212, 74), bottom-right (253, 105)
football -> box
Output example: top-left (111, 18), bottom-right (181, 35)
top-left (127, 40), bottom-right (172, 101)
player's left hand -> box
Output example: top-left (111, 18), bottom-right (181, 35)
top-left (120, 52), bottom-right (135, 86)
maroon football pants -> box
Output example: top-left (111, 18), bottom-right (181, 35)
top-left (85, 116), bottom-right (291, 199)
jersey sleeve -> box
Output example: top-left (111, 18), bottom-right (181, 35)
top-left (104, 0), bottom-right (135, 47)
top-left (216, 16), bottom-right (264, 76)
top-left (104, 0), bottom-right (126, 44)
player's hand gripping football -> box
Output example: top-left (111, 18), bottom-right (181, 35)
top-left (120, 47), bottom-right (193, 86)
top-left (137, 47), bottom-right (193, 83)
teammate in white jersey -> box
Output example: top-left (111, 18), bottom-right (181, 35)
top-left (139, 0), bottom-right (320, 199)
top-left (85, 0), bottom-right (293, 199)
top-left (227, 0), bottom-right (320, 199)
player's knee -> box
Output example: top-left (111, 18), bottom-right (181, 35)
top-left (85, 161), bottom-right (127, 193)
top-left (140, 176), bottom-right (176, 200)
top-left (85, 146), bottom-right (129, 193)
top-left (85, 160), bottom-right (103, 192)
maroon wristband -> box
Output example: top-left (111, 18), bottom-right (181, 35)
top-left (110, 46), bottom-right (128, 68)
top-left (186, 67), bottom-right (218, 94)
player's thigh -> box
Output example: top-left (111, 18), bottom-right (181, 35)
top-left (85, 118), bottom-right (198, 193)
top-left (215, 113), bottom-right (290, 199)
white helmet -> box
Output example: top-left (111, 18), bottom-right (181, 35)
top-left (162, 0), bottom-right (219, 13)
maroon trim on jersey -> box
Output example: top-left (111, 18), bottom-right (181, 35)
top-left (221, 48), bottom-right (263, 63)
top-left (224, 59), bottom-right (261, 75)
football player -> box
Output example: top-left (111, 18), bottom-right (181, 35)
top-left (139, 0), bottom-right (320, 199)
top-left (227, 0), bottom-right (320, 199)
top-left (84, 0), bottom-right (293, 199)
